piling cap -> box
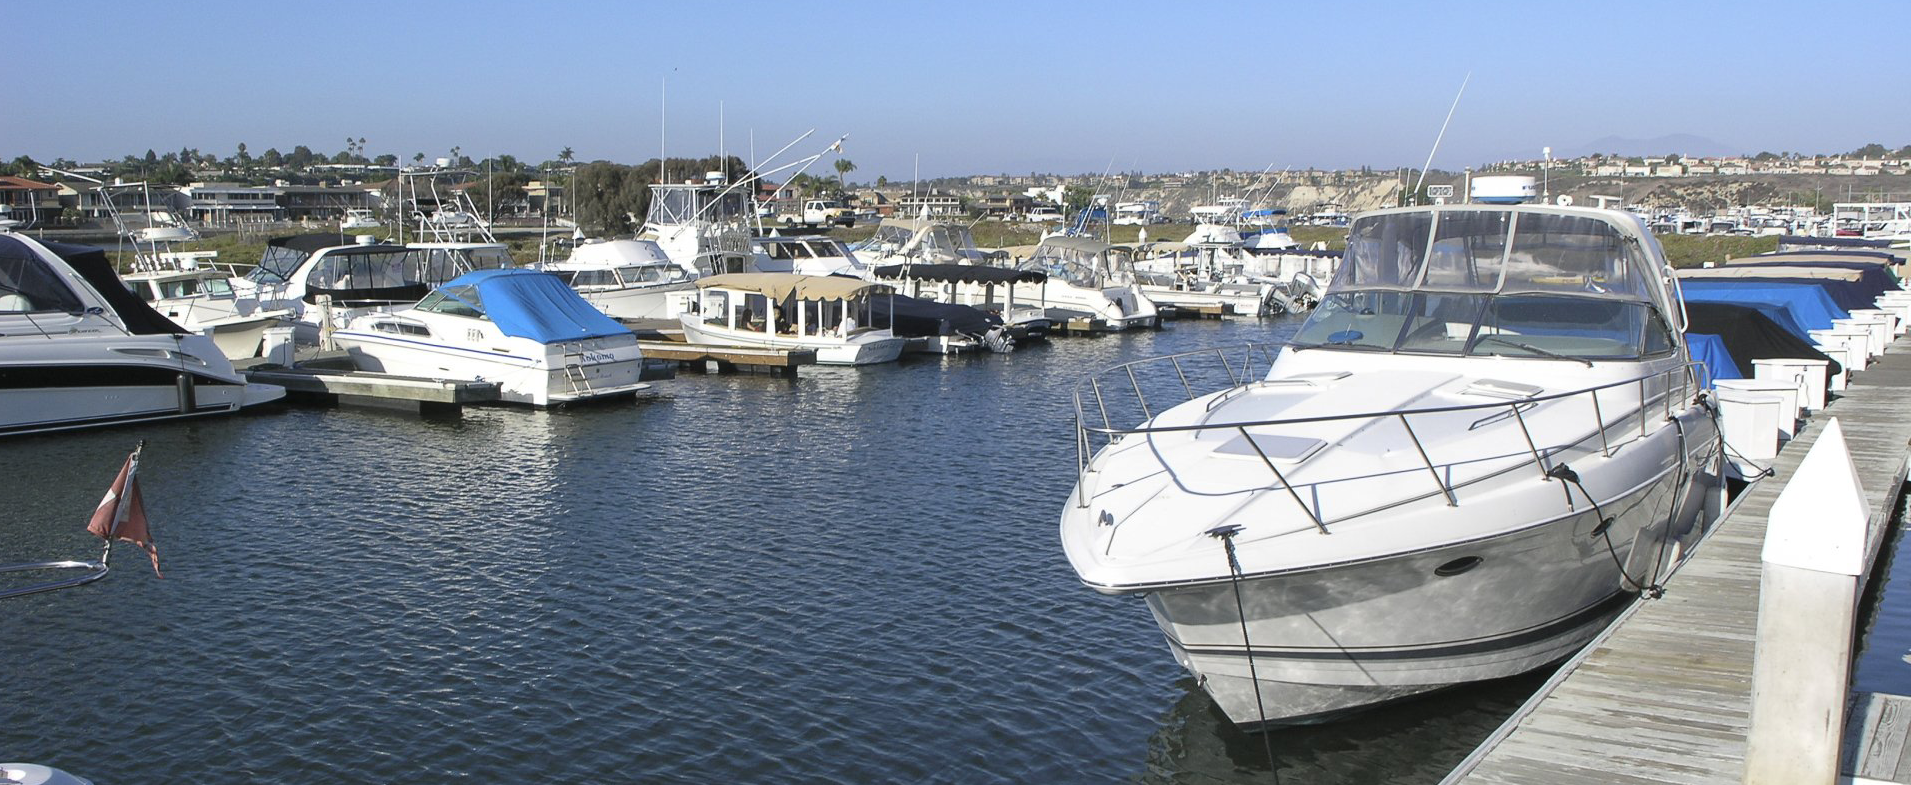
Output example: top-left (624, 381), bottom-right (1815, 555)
top-left (1762, 418), bottom-right (1869, 575)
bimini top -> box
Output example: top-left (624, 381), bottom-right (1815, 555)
top-left (871, 263), bottom-right (1045, 285)
top-left (695, 273), bottom-right (890, 302)
top-left (267, 233), bottom-right (388, 255)
top-left (426, 269), bottom-right (627, 343)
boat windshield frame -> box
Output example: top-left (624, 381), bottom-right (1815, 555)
top-left (1289, 206), bottom-right (1678, 361)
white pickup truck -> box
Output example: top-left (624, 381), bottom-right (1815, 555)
top-left (781, 199), bottom-right (855, 228)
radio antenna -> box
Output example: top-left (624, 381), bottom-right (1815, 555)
top-left (1412, 71), bottom-right (1471, 203)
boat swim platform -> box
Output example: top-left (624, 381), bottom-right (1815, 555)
top-left (1155, 302), bottom-right (1229, 320)
top-left (1444, 334), bottom-right (1911, 785)
top-left (238, 353), bottom-right (500, 414)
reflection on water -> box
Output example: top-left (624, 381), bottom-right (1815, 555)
top-left (3, 316), bottom-right (1562, 783)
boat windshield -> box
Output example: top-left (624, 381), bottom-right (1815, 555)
top-left (1291, 209), bottom-right (1674, 360)
top-left (416, 284), bottom-right (486, 319)
top-left (0, 244), bottom-right (84, 314)
top-left (1018, 243), bottom-right (1133, 287)
top-left (248, 244), bottom-right (311, 284)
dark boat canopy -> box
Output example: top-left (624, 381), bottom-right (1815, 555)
top-left (1685, 301), bottom-right (1841, 377)
top-left (37, 240), bottom-right (187, 335)
top-left (872, 263), bottom-right (1045, 285)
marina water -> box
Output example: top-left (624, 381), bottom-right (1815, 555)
top-left (4, 316), bottom-right (1790, 783)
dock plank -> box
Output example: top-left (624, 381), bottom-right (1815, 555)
top-left (1446, 333), bottom-right (1911, 785)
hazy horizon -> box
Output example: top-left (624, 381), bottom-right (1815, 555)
top-left (13, 0), bottom-right (1907, 181)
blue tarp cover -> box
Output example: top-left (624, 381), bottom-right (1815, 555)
top-left (1679, 281), bottom-right (1849, 334)
top-left (1687, 276), bottom-right (1872, 312)
top-left (443, 269), bottom-right (628, 343)
top-left (1685, 333), bottom-right (1741, 388)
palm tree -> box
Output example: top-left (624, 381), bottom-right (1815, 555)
top-left (559, 147), bottom-right (575, 168)
top-left (833, 158), bottom-right (856, 194)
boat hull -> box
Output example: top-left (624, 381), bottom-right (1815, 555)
top-left (678, 319), bottom-right (904, 365)
top-left (331, 333), bottom-right (647, 406)
top-left (0, 335), bottom-right (284, 437)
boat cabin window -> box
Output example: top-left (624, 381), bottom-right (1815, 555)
top-left (308, 249), bottom-right (432, 291)
top-left (1295, 209), bottom-right (1673, 361)
top-left (419, 247), bottom-right (509, 283)
top-left (572, 269), bottom-right (618, 288)
top-left (701, 290), bottom-right (730, 327)
top-left (0, 248), bottom-right (84, 314)
top-left (416, 284), bottom-right (486, 319)
top-left (619, 265), bottom-right (672, 284)
top-left (372, 321), bottom-right (432, 337)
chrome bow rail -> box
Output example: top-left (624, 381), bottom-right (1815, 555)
top-left (1070, 343), bottom-right (1705, 530)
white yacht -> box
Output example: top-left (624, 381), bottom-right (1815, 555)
top-left (1061, 203), bottom-right (1724, 726)
top-left (540, 238), bottom-right (697, 320)
top-left (855, 217), bottom-right (995, 267)
top-left (0, 234), bottom-right (283, 437)
top-left (638, 177), bottom-right (756, 277)
top-left (751, 234), bottom-right (868, 277)
top-left (230, 234), bottom-right (511, 343)
top-left (1011, 236), bottom-right (1158, 330)
top-left (681, 273), bottom-right (904, 365)
top-left (340, 208), bottom-right (381, 230)
top-left (330, 269), bottom-right (649, 406)
top-left (100, 182), bottom-right (296, 359)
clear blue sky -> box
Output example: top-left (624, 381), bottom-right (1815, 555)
top-left (11, 0), bottom-right (1906, 181)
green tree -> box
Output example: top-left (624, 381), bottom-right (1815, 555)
top-left (1852, 143), bottom-right (1890, 158)
top-left (1062, 184), bottom-right (1093, 213)
top-left (261, 148), bottom-right (284, 168)
top-left (412, 152), bottom-right (425, 166)
top-left (876, 175), bottom-right (888, 188)
top-left (833, 158), bottom-right (856, 192)
top-left (559, 147), bottom-right (575, 166)
top-left (374, 154), bottom-right (397, 167)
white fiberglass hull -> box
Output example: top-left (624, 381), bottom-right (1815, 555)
top-left (0, 334), bottom-right (285, 437)
top-left (1061, 353), bottom-right (1722, 726)
top-left (1137, 283), bottom-right (1270, 316)
top-left (678, 318), bottom-right (904, 365)
top-left (575, 281), bottom-right (696, 321)
top-left (331, 332), bottom-right (647, 406)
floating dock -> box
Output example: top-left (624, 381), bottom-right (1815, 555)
top-left (1443, 335), bottom-right (1911, 784)
top-left (239, 352), bottom-right (499, 414)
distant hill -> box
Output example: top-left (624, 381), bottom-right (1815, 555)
top-left (1552, 134), bottom-right (1741, 160)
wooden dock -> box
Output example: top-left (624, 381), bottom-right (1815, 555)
top-left (634, 340), bottom-right (815, 377)
top-left (1444, 335), bottom-right (1911, 785)
top-left (241, 364), bottom-right (500, 413)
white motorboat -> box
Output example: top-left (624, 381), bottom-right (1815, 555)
top-left (100, 182), bottom-right (296, 359)
top-left (0, 234), bottom-right (283, 437)
top-left (751, 234), bottom-right (868, 277)
top-left (638, 177), bottom-right (756, 277)
top-left (1060, 203), bottom-right (1724, 727)
top-left (330, 269), bottom-right (649, 406)
top-left (855, 217), bottom-right (995, 267)
top-left (230, 234), bottom-right (511, 344)
top-left (1011, 236), bottom-right (1158, 330)
top-left (681, 273), bottom-right (904, 365)
top-left (868, 262), bottom-right (1053, 340)
top-left (340, 208), bottom-right (381, 230)
top-left (540, 238), bottom-right (697, 320)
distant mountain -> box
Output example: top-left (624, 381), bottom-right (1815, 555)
top-left (1552, 134), bottom-right (1740, 160)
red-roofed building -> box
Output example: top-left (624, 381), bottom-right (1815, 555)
top-left (0, 176), bottom-right (61, 223)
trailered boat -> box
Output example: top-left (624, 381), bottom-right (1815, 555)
top-left (0, 234), bottom-right (283, 437)
top-left (1061, 201), bottom-right (1725, 727)
top-left (330, 269), bottom-right (649, 406)
top-left (681, 273), bottom-right (904, 365)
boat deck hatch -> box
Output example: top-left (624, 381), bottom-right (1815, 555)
top-left (1464, 378), bottom-right (1544, 400)
top-left (1213, 432), bottom-right (1326, 463)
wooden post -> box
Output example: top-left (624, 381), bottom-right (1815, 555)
top-left (1745, 418), bottom-right (1869, 785)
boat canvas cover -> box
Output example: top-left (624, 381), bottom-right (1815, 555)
top-left (1684, 301), bottom-right (1841, 377)
top-left (17, 238), bottom-right (187, 335)
top-left (1678, 281), bottom-right (1849, 338)
top-left (1689, 276), bottom-right (1875, 312)
top-left (871, 264), bottom-right (1045, 285)
top-left (695, 273), bottom-right (890, 302)
top-left (444, 269), bottom-right (628, 342)
top-left (269, 233), bottom-right (380, 256)
top-left (872, 292), bottom-right (1002, 338)
top-left (1684, 333), bottom-right (1742, 388)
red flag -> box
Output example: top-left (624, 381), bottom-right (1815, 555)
top-left (86, 450), bottom-right (161, 578)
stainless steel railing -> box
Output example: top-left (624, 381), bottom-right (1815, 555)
top-left (1070, 343), bottom-right (1703, 529)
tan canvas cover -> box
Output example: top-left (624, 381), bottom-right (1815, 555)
top-left (695, 273), bottom-right (891, 301)
top-left (1677, 265), bottom-right (1867, 281)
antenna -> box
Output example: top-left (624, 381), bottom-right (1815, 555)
top-left (1412, 71), bottom-right (1471, 202)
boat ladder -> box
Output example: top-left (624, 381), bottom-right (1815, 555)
top-left (559, 341), bottom-right (593, 397)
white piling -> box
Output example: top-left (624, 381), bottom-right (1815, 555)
top-left (1744, 418), bottom-right (1870, 785)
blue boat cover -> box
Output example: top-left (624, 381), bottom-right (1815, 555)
top-left (1679, 281), bottom-right (1849, 334)
top-left (1684, 333), bottom-right (1741, 388)
top-left (1689, 276), bottom-right (1872, 312)
top-left (440, 269), bottom-right (628, 343)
